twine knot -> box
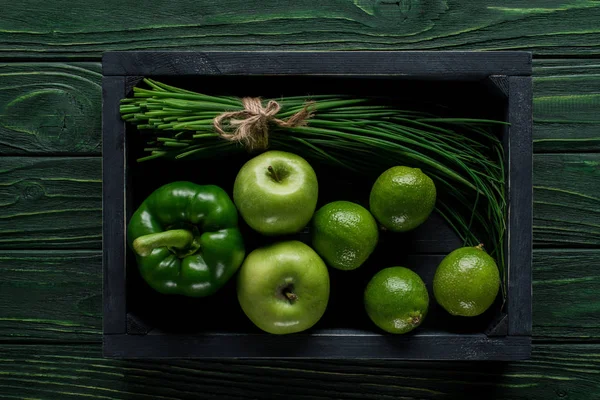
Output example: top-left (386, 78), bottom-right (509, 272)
top-left (213, 97), bottom-right (314, 150)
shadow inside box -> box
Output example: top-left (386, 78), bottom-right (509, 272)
top-left (321, 235), bottom-right (504, 336)
top-left (124, 155), bottom-right (502, 336)
top-left (126, 252), bottom-right (503, 337)
top-left (121, 73), bottom-right (508, 336)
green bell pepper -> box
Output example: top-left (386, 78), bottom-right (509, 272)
top-left (126, 181), bottom-right (245, 297)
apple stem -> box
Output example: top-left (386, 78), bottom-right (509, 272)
top-left (284, 290), bottom-right (297, 302)
top-left (268, 165), bottom-right (281, 183)
top-left (476, 243), bottom-right (485, 250)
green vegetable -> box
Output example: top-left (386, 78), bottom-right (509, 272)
top-left (120, 79), bottom-right (508, 300)
top-left (127, 181), bottom-right (245, 297)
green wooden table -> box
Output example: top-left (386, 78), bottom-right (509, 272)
top-left (1, 1), bottom-right (599, 398)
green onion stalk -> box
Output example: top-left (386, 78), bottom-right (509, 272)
top-left (120, 78), bottom-right (508, 300)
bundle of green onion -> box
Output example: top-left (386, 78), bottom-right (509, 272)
top-left (120, 78), bottom-right (507, 297)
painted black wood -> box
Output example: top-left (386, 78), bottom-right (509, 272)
top-left (485, 75), bottom-right (510, 99)
top-left (102, 51), bottom-right (533, 360)
top-left (102, 76), bottom-right (127, 334)
top-left (103, 51), bottom-right (532, 79)
top-left (507, 76), bottom-right (533, 336)
top-left (104, 333), bottom-right (531, 360)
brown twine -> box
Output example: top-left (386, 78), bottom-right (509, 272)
top-left (213, 98), bottom-right (314, 150)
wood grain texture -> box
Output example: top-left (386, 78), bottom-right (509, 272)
top-left (0, 343), bottom-right (597, 399)
top-left (0, 63), bottom-right (101, 154)
top-left (0, 154), bottom-right (592, 250)
top-left (0, 250), bottom-right (596, 342)
top-left (0, 157), bottom-right (101, 249)
top-left (104, 334), bottom-right (530, 360)
top-left (102, 51), bottom-right (532, 77)
top-left (533, 250), bottom-right (600, 339)
top-left (0, 60), bottom-right (596, 155)
top-left (102, 76), bottom-right (126, 334)
top-left (533, 154), bottom-right (600, 247)
top-left (0, 0), bottom-right (596, 394)
top-left (0, 251), bottom-right (101, 341)
top-left (1, 1), bottom-right (600, 58)
top-left (533, 59), bottom-right (600, 152)
top-left (507, 76), bottom-right (533, 336)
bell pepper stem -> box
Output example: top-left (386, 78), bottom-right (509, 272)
top-left (132, 229), bottom-right (194, 257)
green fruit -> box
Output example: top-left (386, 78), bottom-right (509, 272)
top-left (433, 245), bottom-right (500, 317)
top-left (369, 166), bottom-right (436, 232)
top-left (233, 150), bottom-right (318, 236)
top-left (364, 267), bottom-right (429, 334)
top-left (236, 241), bottom-right (330, 335)
top-left (311, 201), bottom-right (379, 271)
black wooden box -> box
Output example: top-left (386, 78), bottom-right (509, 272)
top-left (102, 51), bottom-right (532, 360)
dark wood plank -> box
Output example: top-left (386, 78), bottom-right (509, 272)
top-left (0, 153), bottom-right (591, 250)
top-left (0, 157), bottom-right (101, 249)
top-left (507, 76), bottom-right (533, 336)
top-left (533, 154), bottom-right (600, 247)
top-left (0, 249), bottom-right (596, 342)
top-left (102, 76), bottom-right (126, 334)
top-left (0, 251), bottom-right (101, 342)
top-left (0, 154), bottom-right (592, 342)
top-left (533, 249), bottom-right (600, 339)
top-left (1, 2), bottom-right (600, 58)
top-left (0, 60), bottom-right (593, 155)
top-left (104, 334), bottom-right (530, 360)
top-left (0, 343), bottom-right (597, 399)
top-left (103, 51), bottom-right (532, 77)
top-left (0, 63), bottom-right (101, 154)
top-left (533, 59), bottom-right (600, 152)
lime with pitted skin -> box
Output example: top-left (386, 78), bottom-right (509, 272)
top-left (433, 245), bottom-right (500, 317)
top-left (364, 267), bottom-right (429, 334)
top-left (311, 201), bottom-right (379, 271)
top-left (369, 166), bottom-right (436, 232)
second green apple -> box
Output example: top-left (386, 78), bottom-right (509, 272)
top-left (233, 151), bottom-right (318, 236)
top-left (237, 240), bottom-right (330, 334)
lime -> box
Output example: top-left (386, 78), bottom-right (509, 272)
top-left (369, 166), bottom-right (436, 232)
top-left (311, 201), bottom-right (379, 271)
top-left (364, 267), bottom-right (429, 334)
top-left (433, 245), bottom-right (500, 317)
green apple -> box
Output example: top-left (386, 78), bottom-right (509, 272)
top-left (233, 150), bottom-right (318, 235)
top-left (237, 240), bottom-right (330, 334)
